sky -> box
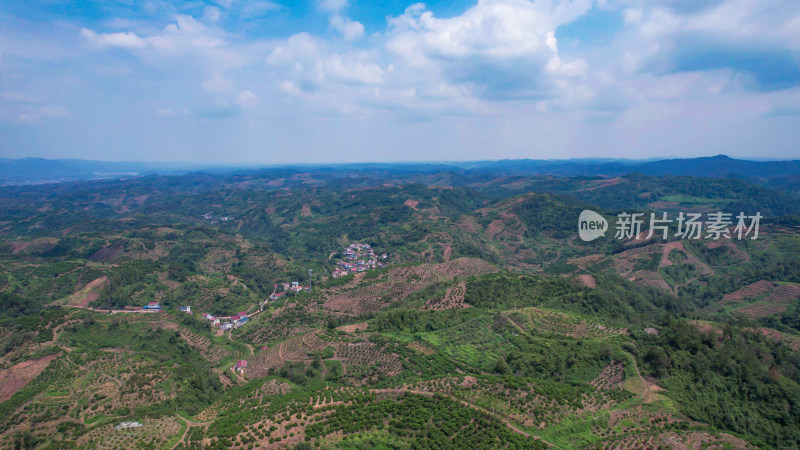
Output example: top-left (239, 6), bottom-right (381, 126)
top-left (1, 0), bottom-right (799, 164)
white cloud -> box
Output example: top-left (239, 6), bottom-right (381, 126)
top-left (382, 1), bottom-right (590, 104)
top-left (610, 0), bottom-right (800, 73)
top-left (5, 0), bottom-right (796, 161)
top-left (319, 0), bottom-right (349, 14)
top-left (330, 15), bottom-right (365, 42)
top-left (80, 14), bottom-right (262, 112)
top-left (267, 33), bottom-right (385, 87)
top-left (236, 90), bottom-right (260, 108)
top-left (204, 6), bottom-right (222, 23)
top-left (203, 73), bottom-right (235, 94)
top-left (240, 1), bottom-right (281, 19)
top-left (80, 28), bottom-right (147, 49)
top-left (216, 0), bottom-right (236, 9)
top-left (387, 0), bottom-right (591, 60)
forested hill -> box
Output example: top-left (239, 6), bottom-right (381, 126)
top-left (4, 155), bottom-right (800, 192)
top-left (1, 165), bottom-right (799, 448)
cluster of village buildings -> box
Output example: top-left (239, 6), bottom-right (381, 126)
top-left (115, 421), bottom-right (143, 430)
top-left (141, 278), bottom-right (320, 377)
top-left (200, 311), bottom-right (250, 330)
top-left (142, 302), bottom-right (250, 329)
top-left (201, 212), bottom-right (234, 221)
top-left (331, 243), bottom-right (388, 278)
top-left (268, 281), bottom-right (309, 300)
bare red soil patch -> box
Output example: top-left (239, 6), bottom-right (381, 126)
top-left (89, 244), bottom-right (123, 262)
top-left (63, 276), bottom-right (109, 307)
top-left (441, 243), bottom-right (453, 261)
top-left (403, 199), bottom-right (420, 209)
top-left (301, 203), bottom-right (311, 217)
top-left (0, 353), bottom-right (61, 402)
top-left (435, 258), bottom-right (499, 278)
top-left (723, 280), bottom-right (775, 302)
top-left (337, 322), bottom-right (368, 333)
top-left (576, 274), bottom-right (597, 288)
top-left (486, 219), bottom-right (506, 240)
top-left (323, 258), bottom-right (496, 315)
top-left (581, 177), bottom-right (624, 191)
top-left (734, 284), bottom-right (800, 318)
top-left (568, 254), bottom-right (605, 269)
top-left (455, 216), bottom-right (481, 234)
top-left (8, 241), bottom-right (29, 253)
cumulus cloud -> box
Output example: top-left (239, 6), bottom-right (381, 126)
top-left (319, 0), bottom-right (349, 14)
top-left (330, 15), bottom-right (365, 42)
top-left (236, 90), bottom-right (260, 108)
top-left (240, 1), bottom-right (281, 18)
top-left (610, 0), bottom-right (800, 89)
top-left (267, 33), bottom-right (386, 92)
top-left (79, 14), bottom-right (263, 112)
top-left (80, 28), bottom-right (147, 49)
top-left (204, 6), bottom-right (222, 23)
top-left (4, 0), bottom-right (796, 160)
top-left (384, 1), bottom-right (590, 102)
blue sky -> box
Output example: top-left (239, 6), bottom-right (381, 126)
top-left (1, 0), bottom-right (799, 163)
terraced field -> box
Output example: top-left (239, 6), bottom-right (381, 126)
top-left (322, 258), bottom-right (498, 315)
top-left (510, 307), bottom-right (629, 339)
top-left (149, 321), bottom-right (232, 364)
top-left (75, 416), bottom-right (183, 449)
top-left (733, 283), bottom-right (800, 318)
top-left (708, 282), bottom-right (800, 318)
top-left (424, 281), bottom-right (468, 311)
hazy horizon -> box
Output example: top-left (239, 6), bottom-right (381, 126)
top-left (2, 153), bottom-right (799, 167)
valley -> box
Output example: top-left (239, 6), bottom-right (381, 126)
top-left (1, 162), bottom-right (800, 448)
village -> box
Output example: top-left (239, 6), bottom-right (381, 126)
top-left (138, 243), bottom-right (385, 327)
top-left (140, 277), bottom-right (313, 332)
top-left (135, 248), bottom-right (384, 379)
top-left (331, 243), bottom-right (388, 278)
top-left (201, 212), bottom-right (235, 222)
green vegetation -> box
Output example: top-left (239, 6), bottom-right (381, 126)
top-left (1, 167), bottom-right (799, 448)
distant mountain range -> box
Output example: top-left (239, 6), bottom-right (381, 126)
top-left (0, 158), bottom-right (215, 185)
top-left (1, 155), bottom-right (799, 186)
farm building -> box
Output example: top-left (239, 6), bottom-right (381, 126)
top-left (143, 302), bottom-right (161, 310)
top-left (234, 317), bottom-right (249, 328)
top-left (236, 360), bottom-right (247, 373)
top-left (180, 306), bottom-right (191, 314)
top-left (220, 323), bottom-right (233, 331)
top-left (115, 421), bottom-right (143, 430)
